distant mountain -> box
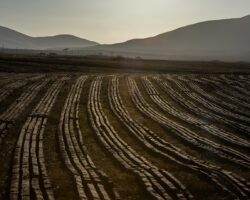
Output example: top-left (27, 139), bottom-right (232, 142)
top-left (1, 15), bottom-right (250, 61)
top-left (0, 26), bottom-right (98, 50)
top-left (86, 15), bottom-right (250, 61)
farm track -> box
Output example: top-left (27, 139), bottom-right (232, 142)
top-left (0, 72), bottom-right (249, 200)
top-left (9, 78), bottom-right (65, 200)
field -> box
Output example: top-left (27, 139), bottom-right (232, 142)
top-left (0, 55), bottom-right (249, 200)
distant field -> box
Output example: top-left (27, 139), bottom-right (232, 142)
top-left (0, 56), bottom-right (249, 200)
top-left (0, 54), bottom-right (250, 73)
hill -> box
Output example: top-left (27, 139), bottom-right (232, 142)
top-left (0, 26), bottom-right (98, 50)
top-left (1, 15), bottom-right (250, 61)
top-left (85, 15), bottom-right (250, 61)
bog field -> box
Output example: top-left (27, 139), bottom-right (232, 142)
top-left (0, 55), bottom-right (249, 200)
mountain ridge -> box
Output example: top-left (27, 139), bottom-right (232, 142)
top-left (1, 14), bottom-right (250, 61)
top-left (82, 14), bottom-right (250, 61)
top-left (114, 14), bottom-right (250, 45)
top-left (0, 26), bottom-right (98, 49)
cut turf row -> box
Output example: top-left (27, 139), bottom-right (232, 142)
top-left (0, 77), bottom-right (51, 144)
top-left (152, 75), bottom-right (250, 136)
top-left (58, 75), bottom-right (120, 200)
top-left (141, 76), bottom-right (249, 148)
top-left (0, 74), bottom-right (45, 103)
top-left (9, 78), bottom-right (65, 200)
top-left (88, 76), bottom-right (194, 200)
top-left (127, 76), bottom-right (250, 169)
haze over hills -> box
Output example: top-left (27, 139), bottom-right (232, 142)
top-left (1, 15), bottom-right (250, 61)
top-left (84, 15), bottom-right (250, 61)
top-left (0, 26), bottom-right (98, 50)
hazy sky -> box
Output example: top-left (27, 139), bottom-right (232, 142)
top-left (1, 0), bottom-right (250, 44)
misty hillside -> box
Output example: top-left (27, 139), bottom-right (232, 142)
top-left (86, 15), bottom-right (250, 61)
top-left (1, 15), bottom-right (250, 61)
top-left (0, 26), bottom-right (98, 49)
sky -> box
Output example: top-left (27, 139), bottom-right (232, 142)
top-left (0, 0), bottom-right (250, 44)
